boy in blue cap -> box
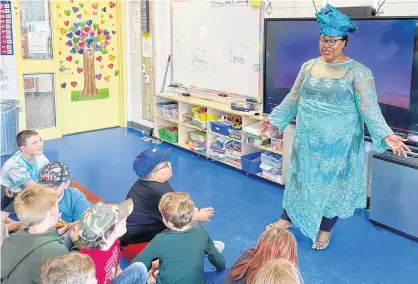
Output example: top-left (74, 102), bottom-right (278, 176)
top-left (121, 148), bottom-right (218, 247)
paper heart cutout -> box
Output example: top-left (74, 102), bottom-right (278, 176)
top-left (70, 48), bottom-right (76, 54)
top-left (101, 20), bottom-right (105, 24)
top-left (77, 68), bottom-right (83, 73)
top-left (109, 55), bottom-right (115, 61)
top-left (74, 30), bottom-right (81, 36)
top-left (86, 20), bottom-right (92, 26)
top-left (83, 26), bottom-right (90, 32)
top-left (93, 23), bottom-right (99, 30)
top-left (65, 40), bottom-right (73, 47)
top-left (69, 26), bottom-right (75, 32)
top-left (96, 56), bottom-right (102, 62)
top-left (104, 30), bottom-right (110, 35)
top-left (93, 11), bottom-right (97, 15)
top-left (79, 3), bottom-right (84, 8)
top-left (71, 81), bottom-right (77, 87)
top-left (78, 48), bottom-right (84, 54)
top-left (80, 22), bottom-right (86, 27)
top-left (109, 14), bottom-right (113, 19)
top-left (56, 4), bottom-right (60, 9)
top-left (108, 63), bottom-right (113, 69)
top-left (100, 65), bottom-right (104, 69)
top-left (66, 32), bottom-right (73, 38)
top-left (59, 52), bottom-right (62, 55)
top-left (66, 55), bottom-right (72, 62)
top-left (61, 82), bottom-right (67, 89)
top-left (72, 7), bottom-right (79, 13)
top-left (104, 75), bottom-right (110, 82)
top-left (95, 44), bottom-right (102, 51)
top-left (111, 30), bottom-right (116, 35)
top-left (114, 70), bottom-right (119, 76)
top-left (75, 59), bottom-right (79, 64)
top-left (78, 41), bottom-right (85, 47)
top-left (74, 23), bottom-right (80, 28)
top-left (109, 2), bottom-right (116, 8)
top-left (91, 3), bottom-right (99, 9)
top-left (105, 34), bottom-right (111, 40)
top-left (101, 49), bottom-right (109, 54)
top-left (84, 10), bottom-right (90, 16)
top-left (97, 28), bottom-right (103, 35)
top-left (73, 38), bottom-right (80, 44)
top-left (95, 74), bottom-right (102, 80)
top-left (77, 14), bottom-right (82, 19)
top-left (102, 7), bottom-right (107, 12)
top-left (60, 28), bottom-right (68, 35)
top-left (64, 21), bottom-right (69, 26)
top-left (64, 10), bottom-right (71, 16)
top-left (98, 35), bottom-right (105, 41)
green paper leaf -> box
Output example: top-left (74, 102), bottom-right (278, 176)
top-left (69, 27), bottom-right (75, 32)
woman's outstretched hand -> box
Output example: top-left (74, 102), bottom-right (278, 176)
top-left (384, 134), bottom-right (411, 158)
top-left (261, 116), bottom-right (271, 134)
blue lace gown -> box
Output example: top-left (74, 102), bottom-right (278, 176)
top-left (269, 58), bottom-right (394, 242)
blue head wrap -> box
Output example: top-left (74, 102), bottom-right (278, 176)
top-left (316, 4), bottom-right (357, 37)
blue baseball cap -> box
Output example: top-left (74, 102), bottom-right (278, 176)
top-left (133, 148), bottom-right (172, 178)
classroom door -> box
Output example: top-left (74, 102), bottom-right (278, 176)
top-left (14, 0), bottom-right (126, 139)
top-left (56, 0), bottom-right (125, 134)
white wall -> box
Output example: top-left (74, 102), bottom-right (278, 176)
top-left (125, 0), bottom-right (418, 128)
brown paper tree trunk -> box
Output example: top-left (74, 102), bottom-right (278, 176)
top-left (80, 48), bottom-right (99, 97)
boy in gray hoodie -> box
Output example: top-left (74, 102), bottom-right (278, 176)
top-left (1, 185), bottom-right (78, 284)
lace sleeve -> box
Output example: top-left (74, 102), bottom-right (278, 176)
top-left (353, 65), bottom-right (394, 153)
top-left (268, 60), bottom-right (310, 133)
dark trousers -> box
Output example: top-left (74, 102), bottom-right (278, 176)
top-left (281, 209), bottom-right (338, 232)
top-left (120, 222), bottom-right (166, 247)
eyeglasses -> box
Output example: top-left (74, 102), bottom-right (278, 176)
top-left (153, 161), bottom-right (170, 173)
top-left (318, 38), bottom-right (343, 47)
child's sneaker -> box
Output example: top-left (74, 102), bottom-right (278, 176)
top-left (213, 240), bottom-right (225, 253)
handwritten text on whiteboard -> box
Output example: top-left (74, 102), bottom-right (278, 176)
top-left (211, 0), bottom-right (248, 7)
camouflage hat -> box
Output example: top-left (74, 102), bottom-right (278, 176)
top-left (78, 199), bottom-right (133, 242)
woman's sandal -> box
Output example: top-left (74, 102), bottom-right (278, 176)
top-left (266, 222), bottom-right (294, 230)
top-left (312, 231), bottom-right (332, 250)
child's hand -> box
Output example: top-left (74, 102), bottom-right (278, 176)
top-left (69, 223), bottom-right (79, 243)
top-left (194, 207), bottom-right (215, 222)
top-left (57, 221), bottom-right (78, 236)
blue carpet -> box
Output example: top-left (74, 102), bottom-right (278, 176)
top-left (2, 127), bottom-right (418, 284)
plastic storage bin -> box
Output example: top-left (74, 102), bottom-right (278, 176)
top-left (210, 121), bottom-right (233, 136)
top-left (191, 107), bottom-right (207, 122)
top-left (1, 100), bottom-right (19, 156)
top-left (182, 112), bottom-right (194, 124)
top-left (228, 128), bottom-right (242, 140)
top-left (241, 152), bottom-right (262, 174)
top-left (158, 127), bottom-right (178, 143)
top-left (190, 131), bottom-right (206, 143)
top-left (192, 118), bottom-right (207, 129)
top-left (171, 109), bottom-right (179, 121)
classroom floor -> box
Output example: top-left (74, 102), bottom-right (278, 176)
top-left (3, 127), bottom-right (418, 284)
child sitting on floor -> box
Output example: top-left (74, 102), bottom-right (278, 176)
top-left (75, 199), bottom-right (148, 284)
top-left (252, 259), bottom-right (304, 284)
top-left (39, 253), bottom-right (98, 284)
top-left (1, 130), bottom-right (49, 215)
top-left (1, 185), bottom-right (78, 284)
top-left (38, 162), bottom-right (91, 223)
top-left (223, 228), bottom-right (298, 284)
top-left (132, 192), bottom-right (226, 284)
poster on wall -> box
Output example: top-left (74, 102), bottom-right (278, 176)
top-left (56, 1), bottom-right (120, 102)
top-left (0, 0), bottom-right (14, 55)
top-left (0, 69), bottom-right (19, 100)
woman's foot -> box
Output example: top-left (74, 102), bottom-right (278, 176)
top-left (265, 219), bottom-right (293, 231)
top-left (312, 230), bottom-right (332, 250)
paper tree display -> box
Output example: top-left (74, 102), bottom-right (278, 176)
top-left (65, 20), bottom-right (112, 97)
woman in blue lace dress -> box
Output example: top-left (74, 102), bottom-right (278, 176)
top-left (262, 5), bottom-right (410, 250)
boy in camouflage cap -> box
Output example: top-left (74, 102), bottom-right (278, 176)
top-left (77, 199), bottom-right (148, 284)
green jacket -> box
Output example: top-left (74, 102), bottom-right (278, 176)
top-left (1, 229), bottom-right (69, 284)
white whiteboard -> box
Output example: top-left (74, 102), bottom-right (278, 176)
top-left (171, 1), bottom-right (262, 100)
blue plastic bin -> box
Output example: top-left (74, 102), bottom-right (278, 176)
top-left (210, 121), bottom-right (232, 136)
top-left (1, 100), bottom-right (19, 156)
top-left (241, 152), bottom-right (263, 175)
